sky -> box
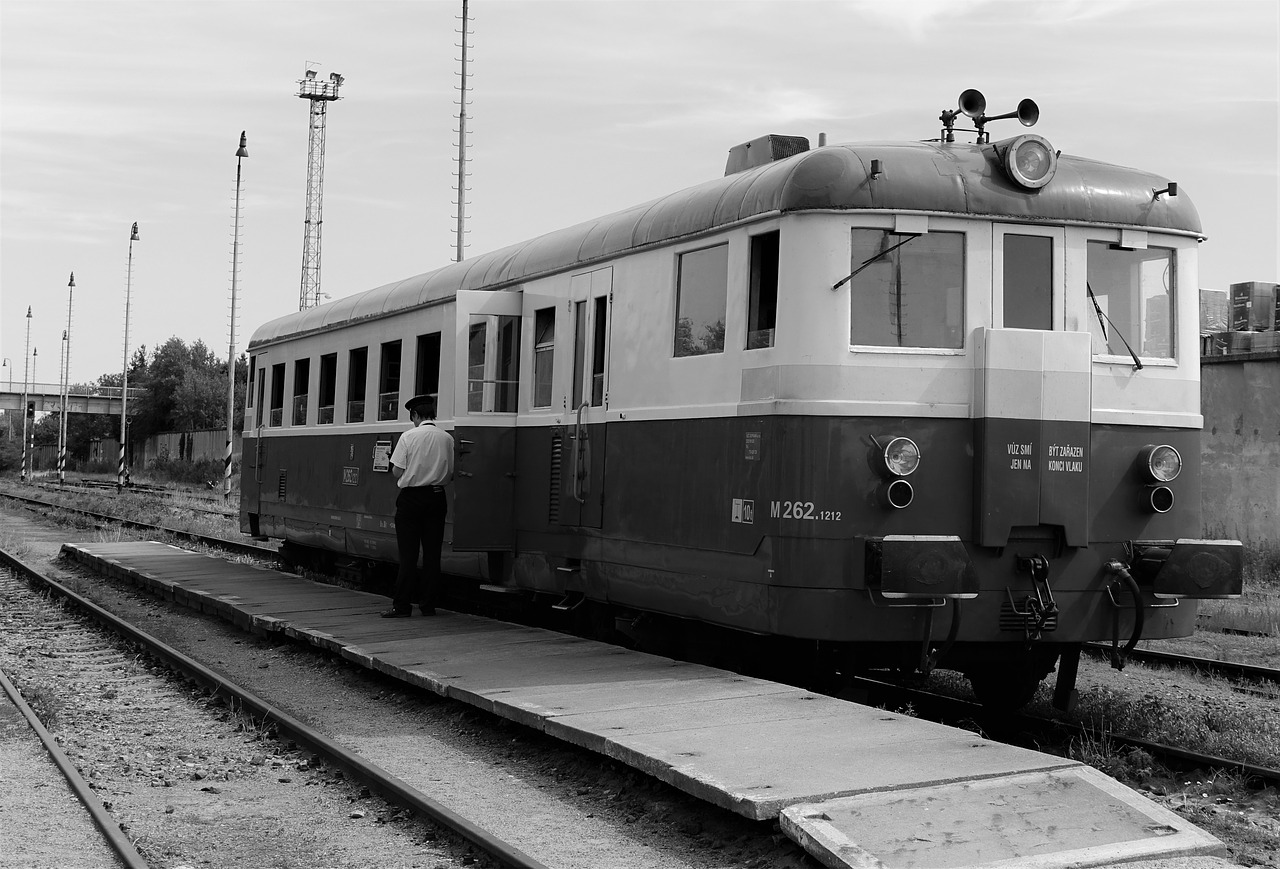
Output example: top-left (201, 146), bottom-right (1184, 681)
top-left (2, 0), bottom-right (1277, 387)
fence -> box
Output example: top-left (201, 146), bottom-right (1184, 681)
top-left (88, 429), bottom-right (242, 470)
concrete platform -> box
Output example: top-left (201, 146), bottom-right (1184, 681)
top-left (61, 541), bottom-right (1229, 869)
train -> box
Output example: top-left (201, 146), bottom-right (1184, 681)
top-left (241, 90), bottom-right (1243, 709)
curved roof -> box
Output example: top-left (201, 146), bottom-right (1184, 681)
top-left (250, 139), bottom-right (1200, 348)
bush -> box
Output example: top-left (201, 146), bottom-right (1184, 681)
top-left (146, 455), bottom-right (227, 487)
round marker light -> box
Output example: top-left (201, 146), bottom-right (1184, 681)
top-left (1141, 444), bottom-right (1182, 482)
top-left (883, 437), bottom-right (920, 477)
top-left (1000, 134), bottom-right (1057, 189)
top-left (1148, 486), bottom-right (1175, 514)
top-left (880, 479), bottom-right (914, 510)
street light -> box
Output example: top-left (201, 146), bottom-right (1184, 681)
top-left (21, 307), bottom-right (31, 482)
top-left (226, 132), bottom-right (248, 500)
top-left (120, 223), bottom-right (139, 490)
top-left (59, 271), bottom-right (75, 486)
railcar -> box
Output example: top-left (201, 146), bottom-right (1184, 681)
top-left (242, 91), bottom-right (1243, 708)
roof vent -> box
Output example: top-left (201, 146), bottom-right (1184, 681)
top-left (725, 134), bottom-right (810, 176)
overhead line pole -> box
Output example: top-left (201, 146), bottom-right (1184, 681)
top-left (454, 0), bottom-right (471, 262)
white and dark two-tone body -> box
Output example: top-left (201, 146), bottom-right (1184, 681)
top-left (242, 95), bottom-right (1242, 707)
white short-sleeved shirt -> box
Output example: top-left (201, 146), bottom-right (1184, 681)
top-left (390, 422), bottom-right (455, 489)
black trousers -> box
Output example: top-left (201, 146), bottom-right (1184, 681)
top-left (393, 486), bottom-right (448, 611)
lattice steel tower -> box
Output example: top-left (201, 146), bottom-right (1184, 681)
top-left (297, 66), bottom-right (343, 310)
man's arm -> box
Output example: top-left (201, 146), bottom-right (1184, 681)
top-left (391, 464), bottom-right (405, 480)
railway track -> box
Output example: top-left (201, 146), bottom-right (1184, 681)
top-left (0, 544), bottom-right (549, 869)
top-left (1083, 642), bottom-right (1280, 687)
top-left (0, 488), bottom-right (271, 558)
top-left (841, 672), bottom-right (1280, 790)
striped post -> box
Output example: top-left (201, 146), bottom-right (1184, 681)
top-left (224, 437), bottom-right (233, 499)
top-left (58, 446), bottom-right (65, 485)
top-left (118, 443), bottom-right (126, 488)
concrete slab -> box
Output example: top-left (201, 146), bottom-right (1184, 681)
top-left (780, 766), bottom-right (1224, 869)
top-left (59, 541), bottom-right (1227, 867)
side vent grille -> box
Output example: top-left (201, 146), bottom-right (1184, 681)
top-left (548, 432), bottom-right (562, 523)
top-left (277, 470), bottom-right (287, 501)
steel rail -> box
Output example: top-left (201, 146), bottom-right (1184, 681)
top-left (0, 490), bottom-right (272, 559)
top-left (0, 661), bottom-right (151, 869)
top-left (1082, 642), bottom-right (1280, 686)
top-left (0, 545), bottom-right (550, 869)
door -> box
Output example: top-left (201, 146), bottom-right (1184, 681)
top-left (451, 290), bottom-right (523, 551)
top-left (558, 268), bottom-right (612, 528)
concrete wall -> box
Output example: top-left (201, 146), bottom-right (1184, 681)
top-left (1201, 351), bottom-right (1280, 543)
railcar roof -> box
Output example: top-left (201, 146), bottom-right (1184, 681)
top-left (249, 139), bottom-right (1200, 348)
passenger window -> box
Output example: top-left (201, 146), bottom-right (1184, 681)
top-left (269, 363), bottom-right (285, 427)
top-left (533, 308), bottom-right (555, 408)
top-left (347, 347), bottom-right (368, 423)
top-left (1087, 242), bottom-right (1175, 359)
top-left (747, 231), bottom-right (779, 349)
top-left (317, 353), bottom-right (337, 424)
top-left (292, 359), bottom-right (310, 426)
top-left (415, 332), bottom-right (441, 399)
top-left (850, 230), bottom-right (964, 348)
top-left (674, 243), bottom-right (728, 357)
top-left (1004, 234), bottom-right (1053, 330)
top-left (247, 357), bottom-right (256, 407)
top-left (378, 340), bottom-right (402, 421)
top-left (467, 315), bottom-right (521, 413)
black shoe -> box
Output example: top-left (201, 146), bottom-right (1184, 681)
top-left (380, 608), bottom-right (412, 619)
top-left (419, 605), bottom-right (437, 617)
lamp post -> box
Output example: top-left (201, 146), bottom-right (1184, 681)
top-left (226, 132), bottom-right (248, 500)
top-left (21, 308), bottom-right (31, 482)
top-left (120, 223), bottom-right (139, 490)
top-left (59, 272), bottom-right (75, 486)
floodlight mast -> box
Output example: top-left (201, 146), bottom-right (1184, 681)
top-left (297, 66), bottom-right (343, 310)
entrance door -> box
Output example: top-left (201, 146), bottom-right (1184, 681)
top-left (558, 268), bottom-right (612, 528)
top-left (451, 290), bottom-right (523, 551)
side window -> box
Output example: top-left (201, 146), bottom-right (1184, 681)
top-left (1004, 234), bottom-right (1053, 330)
top-left (850, 230), bottom-right (964, 348)
top-left (269, 363), bottom-right (285, 427)
top-left (533, 307), bottom-right (555, 408)
top-left (1087, 242), bottom-right (1175, 359)
top-left (590, 295), bottom-right (607, 406)
top-left (317, 353), bottom-right (337, 424)
top-left (247, 356), bottom-right (256, 407)
top-left (747, 231), bottom-right (779, 349)
top-left (674, 243), bottom-right (728, 357)
top-left (347, 347), bottom-right (368, 423)
top-left (292, 359), bottom-right (310, 426)
top-left (255, 366), bottom-right (266, 428)
top-left (415, 332), bottom-right (441, 399)
top-left (467, 315), bottom-right (521, 413)
top-left (378, 340), bottom-right (402, 421)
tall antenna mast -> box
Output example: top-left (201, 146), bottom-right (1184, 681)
top-left (453, 0), bottom-right (472, 262)
top-left (297, 64), bottom-right (343, 310)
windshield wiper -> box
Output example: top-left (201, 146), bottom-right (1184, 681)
top-left (831, 234), bottom-right (920, 291)
top-left (1087, 281), bottom-right (1143, 370)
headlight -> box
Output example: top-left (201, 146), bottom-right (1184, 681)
top-left (996, 133), bottom-right (1057, 189)
top-left (883, 437), bottom-right (920, 477)
top-left (1141, 445), bottom-right (1182, 482)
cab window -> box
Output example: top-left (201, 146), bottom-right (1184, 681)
top-left (1087, 242), bottom-right (1175, 359)
top-left (849, 230), bottom-right (964, 348)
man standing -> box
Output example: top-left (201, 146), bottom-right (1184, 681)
top-left (383, 394), bottom-right (454, 618)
